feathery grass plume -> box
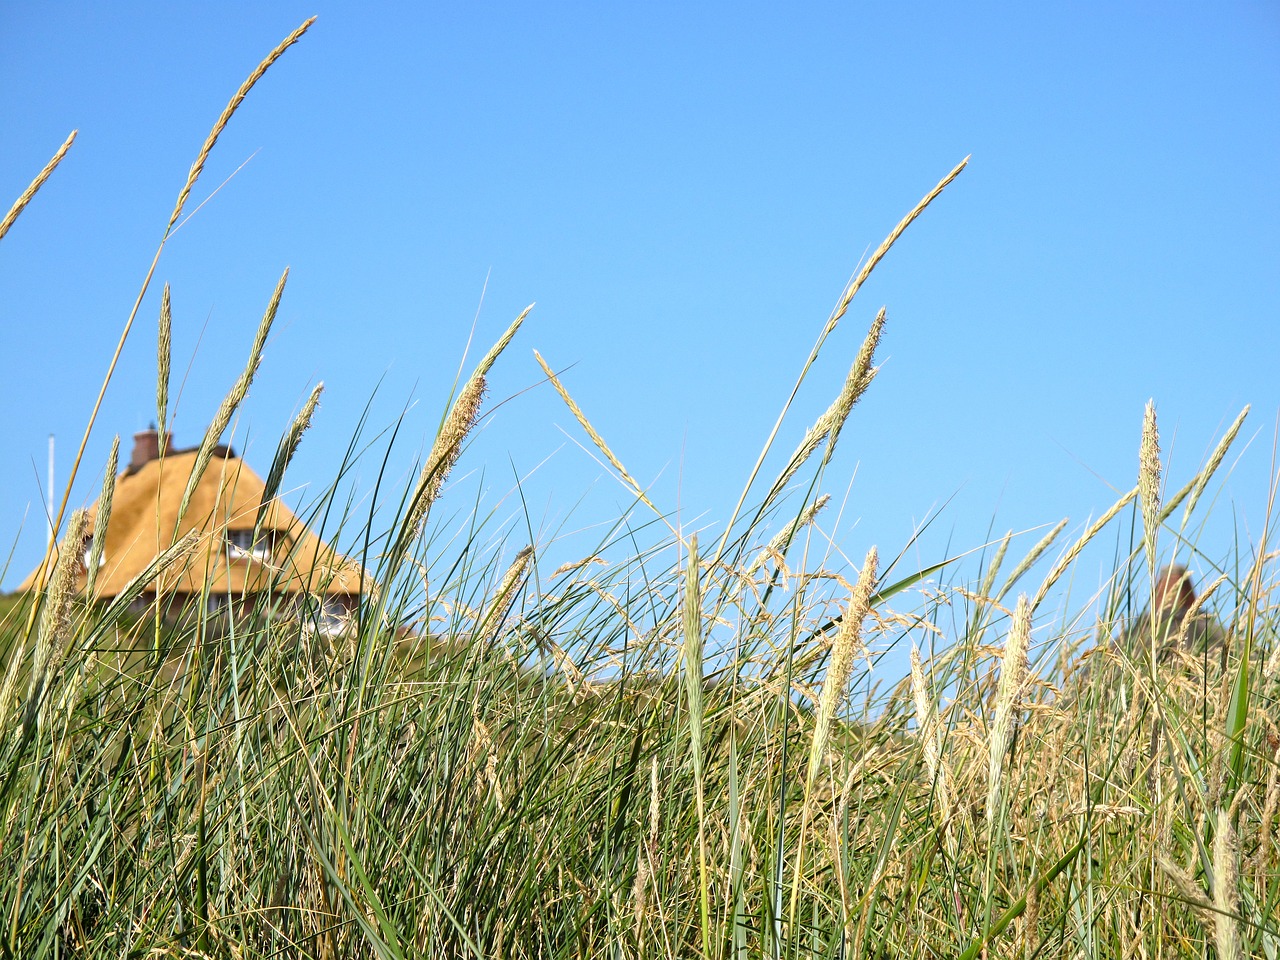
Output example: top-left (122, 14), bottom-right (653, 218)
top-left (818, 160), bottom-right (967, 346)
top-left (477, 546), bottom-right (534, 642)
top-left (987, 594), bottom-right (1030, 827)
top-left (475, 303), bottom-right (533, 380)
top-left (167, 20), bottom-right (314, 235)
top-left (999, 518), bottom-right (1068, 604)
top-left (157, 284), bottom-right (172, 452)
top-left (767, 310), bottom-right (886, 505)
top-left (175, 269), bottom-right (286, 532)
top-left (822, 307), bottom-right (885, 466)
top-left (1155, 855), bottom-right (1215, 921)
top-left (1181, 404), bottom-right (1250, 527)
top-left (744, 494), bottom-right (831, 579)
top-left (805, 546), bottom-right (878, 796)
top-left (682, 534), bottom-right (711, 959)
top-left (256, 382), bottom-right (323, 532)
top-left (790, 547), bottom-right (878, 924)
top-left (1139, 400), bottom-right (1162, 576)
top-left (911, 644), bottom-right (954, 841)
top-left (633, 757), bottom-right (661, 938)
top-left (405, 307), bottom-right (529, 536)
top-left (534, 349), bottom-right (665, 523)
top-left (21, 509), bottom-right (89, 740)
top-left (85, 437), bottom-right (119, 598)
top-left (0, 129), bottom-right (76, 244)
top-left (408, 374), bottom-right (485, 535)
top-left (1019, 872), bottom-right (1040, 959)
top-left (1257, 748), bottom-right (1279, 885)
top-left (550, 555), bottom-right (605, 578)
top-left (1029, 488), bottom-right (1138, 613)
top-left (719, 161), bottom-right (967, 569)
top-left (1212, 809), bottom-right (1242, 960)
top-left (980, 530), bottom-right (1013, 600)
top-left (469, 706), bottom-right (505, 808)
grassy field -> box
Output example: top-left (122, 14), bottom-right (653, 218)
top-left (2, 22), bottom-right (1277, 959)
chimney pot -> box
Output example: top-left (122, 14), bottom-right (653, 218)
top-left (130, 426), bottom-right (173, 469)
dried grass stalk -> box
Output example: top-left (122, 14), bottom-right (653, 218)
top-left (1212, 809), bottom-right (1242, 960)
top-left (911, 644), bottom-right (954, 840)
top-left (0, 129), bottom-right (76, 243)
top-left (980, 531), bottom-right (1013, 601)
top-left (176, 269), bottom-right (287, 530)
top-left (407, 307), bottom-right (529, 534)
top-left (633, 757), bottom-right (661, 937)
top-left (682, 534), bottom-right (711, 956)
top-left (822, 307), bottom-right (886, 464)
top-left (167, 20), bottom-right (315, 233)
top-left (745, 495), bottom-right (830, 578)
top-left (1002, 518), bottom-right (1067, 605)
top-left (85, 437), bottom-right (119, 598)
top-left (22, 509), bottom-right (90, 739)
top-left (409, 374), bottom-right (486, 534)
top-left (772, 310), bottom-right (886, 500)
top-left (157, 284), bottom-right (172, 452)
top-left (475, 303), bottom-right (533, 380)
top-left (987, 595), bottom-right (1030, 827)
top-left (1139, 400), bottom-right (1162, 576)
top-left (1179, 404), bottom-right (1249, 525)
top-left (1155, 854), bottom-right (1214, 920)
top-left (257, 382), bottom-right (324, 531)
top-left (477, 546), bottom-right (534, 642)
top-left (534, 349), bottom-right (663, 520)
top-left (819, 161), bottom-right (967, 344)
top-left (805, 546), bottom-right (878, 796)
top-left (1030, 489), bottom-right (1138, 612)
top-left (469, 707), bottom-right (505, 808)
top-left (1256, 743), bottom-right (1280, 885)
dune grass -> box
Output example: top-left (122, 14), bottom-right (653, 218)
top-left (2, 21), bottom-right (1278, 959)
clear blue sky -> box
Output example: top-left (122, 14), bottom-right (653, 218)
top-left (2, 3), bottom-right (1277, 634)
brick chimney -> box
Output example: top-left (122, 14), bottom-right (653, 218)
top-left (130, 425), bottom-right (174, 469)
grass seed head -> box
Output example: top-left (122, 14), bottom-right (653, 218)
top-left (806, 546), bottom-right (878, 795)
top-left (410, 373), bottom-right (486, 534)
top-left (746, 495), bottom-right (830, 579)
top-left (823, 307), bottom-right (885, 463)
top-left (86, 437), bottom-right (119, 597)
top-left (1139, 400), bottom-right (1162, 574)
top-left (1212, 809), bottom-right (1242, 960)
top-left (156, 284), bottom-right (172, 449)
top-left (23, 508), bottom-right (90, 739)
top-left (987, 594), bottom-right (1030, 826)
top-left (910, 644), bottom-right (953, 832)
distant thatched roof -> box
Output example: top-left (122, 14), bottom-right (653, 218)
top-left (21, 434), bottom-right (364, 599)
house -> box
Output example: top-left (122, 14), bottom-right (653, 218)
top-left (20, 427), bottom-right (364, 634)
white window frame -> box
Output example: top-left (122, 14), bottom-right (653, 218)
top-left (226, 529), bottom-right (272, 562)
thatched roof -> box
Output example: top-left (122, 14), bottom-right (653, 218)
top-left (21, 436), bottom-right (364, 599)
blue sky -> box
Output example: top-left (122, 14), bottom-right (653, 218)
top-left (2, 3), bottom-right (1277, 635)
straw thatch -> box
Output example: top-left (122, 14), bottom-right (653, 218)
top-left (20, 435), bottom-right (364, 607)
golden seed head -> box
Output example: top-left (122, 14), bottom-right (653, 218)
top-left (409, 373), bottom-right (487, 533)
top-left (987, 594), bottom-right (1030, 825)
top-left (24, 509), bottom-right (91, 738)
top-left (1212, 809), bottom-right (1242, 960)
top-left (806, 546), bottom-right (878, 792)
top-left (86, 438), bottom-right (119, 598)
top-left (1139, 399), bottom-right (1162, 571)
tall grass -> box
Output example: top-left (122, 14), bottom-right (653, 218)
top-left (2, 22), bottom-right (1277, 959)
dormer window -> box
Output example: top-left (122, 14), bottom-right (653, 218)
top-left (226, 529), bottom-right (273, 561)
top-left (80, 532), bottom-right (104, 571)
